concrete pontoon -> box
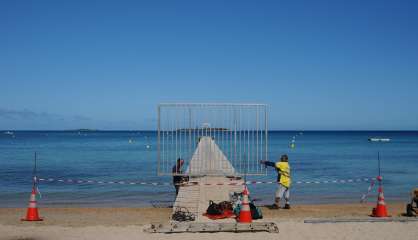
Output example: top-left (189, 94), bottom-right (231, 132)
top-left (174, 136), bottom-right (244, 222)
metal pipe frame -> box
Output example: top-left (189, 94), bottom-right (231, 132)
top-left (157, 103), bottom-right (268, 177)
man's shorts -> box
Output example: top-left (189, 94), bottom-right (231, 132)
top-left (275, 183), bottom-right (290, 200)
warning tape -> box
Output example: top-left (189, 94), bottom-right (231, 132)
top-left (360, 179), bottom-right (376, 202)
top-left (38, 177), bottom-right (377, 187)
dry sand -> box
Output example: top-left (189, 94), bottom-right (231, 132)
top-left (1, 203), bottom-right (417, 240)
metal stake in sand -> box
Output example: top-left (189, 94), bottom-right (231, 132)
top-left (21, 152), bottom-right (43, 221)
top-left (371, 152), bottom-right (389, 217)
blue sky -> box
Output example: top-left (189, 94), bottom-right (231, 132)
top-left (1, 0), bottom-right (417, 130)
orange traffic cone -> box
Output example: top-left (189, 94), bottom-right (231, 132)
top-left (371, 186), bottom-right (389, 217)
top-left (238, 186), bottom-right (252, 223)
top-left (21, 187), bottom-right (43, 221)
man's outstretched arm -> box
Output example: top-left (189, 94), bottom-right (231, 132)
top-left (260, 160), bottom-right (276, 168)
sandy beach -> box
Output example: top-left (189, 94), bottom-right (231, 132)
top-left (1, 203), bottom-right (417, 240)
top-left (2, 0), bottom-right (418, 239)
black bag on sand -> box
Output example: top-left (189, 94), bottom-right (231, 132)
top-left (207, 200), bottom-right (223, 215)
top-left (250, 202), bottom-right (263, 219)
top-left (219, 201), bottom-right (233, 211)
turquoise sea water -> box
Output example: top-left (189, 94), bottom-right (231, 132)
top-left (0, 131), bottom-right (417, 207)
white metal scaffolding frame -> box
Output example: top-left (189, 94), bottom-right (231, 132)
top-left (157, 103), bottom-right (268, 177)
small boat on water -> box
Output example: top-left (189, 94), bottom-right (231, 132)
top-left (368, 137), bottom-right (391, 142)
top-left (3, 131), bottom-right (14, 135)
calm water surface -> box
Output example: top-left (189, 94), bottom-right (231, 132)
top-left (1, 131), bottom-right (417, 207)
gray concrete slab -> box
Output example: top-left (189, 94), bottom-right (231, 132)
top-left (173, 137), bottom-right (245, 222)
top-left (186, 136), bottom-right (236, 176)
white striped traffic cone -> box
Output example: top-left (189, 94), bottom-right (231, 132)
top-left (21, 187), bottom-right (43, 221)
top-left (238, 186), bottom-right (252, 223)
top-left (372, 186), bottom-right (389, 217)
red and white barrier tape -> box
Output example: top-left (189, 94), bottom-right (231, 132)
top-left (360, 179), bottom-right (376, 203)
top-left (38, 177), bottom-right (376, 187)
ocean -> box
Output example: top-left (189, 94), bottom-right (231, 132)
top-left (1, 131), bottom-right (417, 207)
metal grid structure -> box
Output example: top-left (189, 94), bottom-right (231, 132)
top-left (157, 103), bottom-right (268, 176)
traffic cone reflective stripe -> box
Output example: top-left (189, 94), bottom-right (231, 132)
top-left (21, 188), bottom-right (43, 221)
top-left (377, 191), bottom-right (386, 205)
top-left (238, 186), bottom-right (252, 223)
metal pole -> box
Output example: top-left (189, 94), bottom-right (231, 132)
top-left (33, 152), bottom-right (37, 189)
top-left (189, 107), bottom-right (192, 174)
top-left (256, 106), bottom-right (259, 173)
top-left (260, 108), bottom-right (263, 167)
top-left (157, 105), bottom-right (161, 175)
top-left (171, 108), bottom-right (174, 175)
top-left (247, 108), bottom-right (250, 174)
top-left (378, 151), bottom-right (382, 188)
top-left (234, 107), bottom-right (237, 168)
top-left (239, 107), bottom-right (242, 174)
top-left (265, 105), bottom-right (268, 162)
top-left (175, 107), bottom-right (178, 171)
